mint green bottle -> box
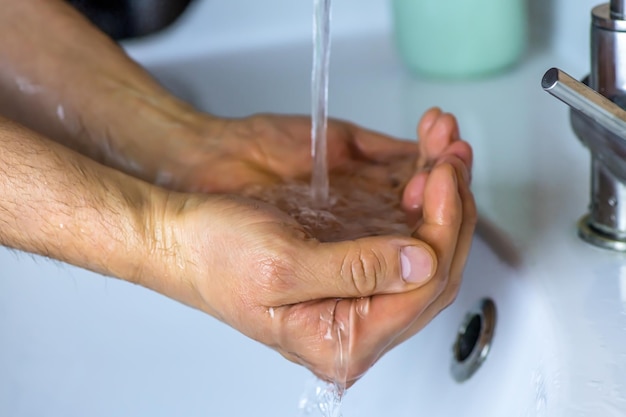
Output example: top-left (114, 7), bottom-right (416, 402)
top-left (391, 0), bottom-right (527, 78)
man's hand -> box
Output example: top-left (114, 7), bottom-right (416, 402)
top-left (139, 109), bottom-right (476, 386)
top-left (155, 108), bottom-right (471, 199)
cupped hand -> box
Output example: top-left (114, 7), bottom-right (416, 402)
top-left (143, 109), bottom-right (476, 387)
top-left (159, 108), bottom-right (467, 195)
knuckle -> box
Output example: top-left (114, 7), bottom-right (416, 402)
top-left (341, 246), bottom-right (385, 295)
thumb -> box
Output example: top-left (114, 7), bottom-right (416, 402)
top-left (298, 236), bottom-right (437, 299)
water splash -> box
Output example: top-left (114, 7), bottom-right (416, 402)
top-left (298, 300), bottom-right (349, 417)
top-left (298, 378), bottom-right (344, 417)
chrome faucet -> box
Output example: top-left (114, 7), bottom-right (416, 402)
top-left (542, 0), bottom-right (626, 251)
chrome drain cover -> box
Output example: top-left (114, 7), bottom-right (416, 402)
top-left (451, 298), bottom-right (497, 383)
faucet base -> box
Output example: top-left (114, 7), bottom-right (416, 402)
top-left (578, 214), bottom-right (626, 251)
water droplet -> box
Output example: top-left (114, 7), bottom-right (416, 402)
top-left (56, 104), bottom-right (65, 121)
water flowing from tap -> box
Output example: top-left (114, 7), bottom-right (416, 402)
top-left (310, 0), bottom-right (332, 207)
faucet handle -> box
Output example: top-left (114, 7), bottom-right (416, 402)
top-left (542, 67), bottom-right (626, 182)
top-left (542, 68), bottom-right (626, 141)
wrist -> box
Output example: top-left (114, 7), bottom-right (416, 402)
top-left (87, 87), bottom-right (226, 189)
top-left (137, 188), bottom-right (216, 312)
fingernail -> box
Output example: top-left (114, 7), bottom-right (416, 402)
top-left (400, 246), bottom-right (434, 284)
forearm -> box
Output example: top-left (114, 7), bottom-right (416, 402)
top-left (0, 0), bottom-right (214, 183)
top-left (0, 116), bottom-right (157, 283)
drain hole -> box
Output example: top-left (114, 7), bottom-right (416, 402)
top-left (450, 298), bottom-right (497, 383)
top-left (455, 314), bottom-right (482, 362)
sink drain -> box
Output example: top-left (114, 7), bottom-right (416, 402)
top-left (451, 298), bottom-right (497, 383)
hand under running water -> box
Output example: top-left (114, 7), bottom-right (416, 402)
top-left (145, 108), bottom-right (471, 206)
top-left (0, 0), bottom-right (475, 391)
top-left (139, 108), bottom-right (476, 386)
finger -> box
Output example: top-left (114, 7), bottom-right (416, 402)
top-left (417, 110), bottom-right (460, 168)
top-left (406, 108), bottom-right (464, 210)
top-left (444, 140), bottom-right (473, 176)
top-left (402, 140), bottom-right (473, 212)
top-left (382, 156), bottom-right (477, 350)
top-left (335, 163), bottom-right (463, 367)
top-left (417, 107), bottom-right (442, 140)
top-left (402, 170), bottom-right (427, 223)
top-left (418, 155), bottom-right (476, 315)
top-left (291, 235), bottom-right (438, 302)
top-left (413, 161), bottom-right (463, 269)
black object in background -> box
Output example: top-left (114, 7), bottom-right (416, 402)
top-left (67, 0), bottom-right (194, 40)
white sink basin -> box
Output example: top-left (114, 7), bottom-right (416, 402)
top-left (3, 1), bottom-right (626, 415)
top-left (340, 231), bottom-right (562, 417)
top-left (0, 232), bottom-right (561, 417)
